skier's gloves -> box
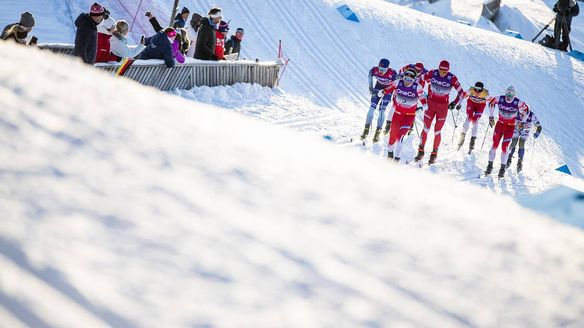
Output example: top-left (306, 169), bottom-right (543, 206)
top-left (533, 131), bottom-right (540, 139)
top-left (416, 106), bottom-right (423, 112)
top-left (448, 101), bottom-right (456, 110)
top-left (456, 104), bottom-right (461, 110)
top-left (369, 87), bottom-right (374, 95)
top-left (517, 122), bottom-right (524, 130)
top-left (377, 90), bottom-right (385, 98)
top-left (489, 117), bottom-right (495, 127)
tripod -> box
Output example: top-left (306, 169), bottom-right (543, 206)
top-left (532, 14), bottom-right (557, 42)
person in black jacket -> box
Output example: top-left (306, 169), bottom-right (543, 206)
top-left (1, 12), bottom-right (36, 43)
top-left (553, 0), bottom-right (580, 51)
top-left (225, 27), bottom-right (244, 59)
top-left (138, 28), bottom-right (177, 68)
top-left (195, 7), bottom-right (222, 60)
top-left (73, 3), bottom-right (105, 64)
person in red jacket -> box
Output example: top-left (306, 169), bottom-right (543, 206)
top-left (416, 60), bottom-right (463, 164)
top-left (214, 20), bottom-right (229, 60)
top-left (95, 17), bottom-right (120, 63)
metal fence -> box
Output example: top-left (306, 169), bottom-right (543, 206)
top-left (38, 44), bottom-right (283, 90)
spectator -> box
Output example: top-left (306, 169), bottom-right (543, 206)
top-left (174, 7), bottom-right (190, 29)
top-left (110, 20), bottom-right (146, 59)
top-left (186, 13), bottom-right (203, 58)
top-left (195, 7), bottom-right (222, 60)
top-left (553, 0), bottom-right (580, 51)
top-left (225, 27), bottom-right (244, 58)
top-left (73, 3), bottom-right (105, 64)
top-left (96, 17), bottom-right (120, 63)
top-left (138, 28), bottom-right (179, 68)
top-left (177, 28), bottom-right (190, 55)
top-left (215, 21), bottom-right (229, 61)
top-left (1, 12), bottom-right (36, 44)
top-left (145, 12), bottom-right (188, 58)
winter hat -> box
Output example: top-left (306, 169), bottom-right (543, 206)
top-left (190, 13), bottom-right (203, 27)
top-left (218, 20), bottom-right (229, 33)
top-left (439, 60), bottom-right (449, 71)
top-left (403, 69), bottom-right (417, 79)
top-left (208, 7), bottom-right (222, 18)
top-left (378, 58), bottom-right (390, 68)
top-left (98, 17), bottom-right (117, 34)
top-left (181, 7), bottom-right (190, 14)
top-left (415, 62), bottom-right (424, 72)
top-left (474, 81), bottom-right (484, 90)
top-left (90, 3), bottom-right (105, 16)
top-left (19, 12), bottom-right (35, 28)
top-left (165, 28), bottom-right (177, 38)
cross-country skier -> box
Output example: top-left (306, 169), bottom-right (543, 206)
top-left (415, 60), bottom-right (463, 164)
top-left (361, 58), bottom-right (397, 142)
top-left (506, 107), bottom-right (542, 172)
top-left (378, 69), bottom-right (427, 162)
top-left (457, 81), bottom-right (491, 154)
top-left (398, 62), bottom-right (427, 84)
top-left (485, 86), bottom-right (529, 178)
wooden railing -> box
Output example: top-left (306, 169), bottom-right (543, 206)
top-left (38, 44), bottom-right (283, 90)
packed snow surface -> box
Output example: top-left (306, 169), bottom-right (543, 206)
top-left (2, 41), bottom-right (584, 327)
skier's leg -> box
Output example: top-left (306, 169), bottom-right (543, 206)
top-left (500, 124), bottom-right (515, 165)
top-left (431, 103), bottom-right (448, 151)
top-left (420, 103), bottom-right (436, 148)
top-left (377, 96), bottom-right (390, 130)
top-left (462, 103), bottom-right (473, 133)
top-left (387, 112), bottom-right (401, 156)
top-left (472, 104), bottom-right (485, 137)
top-left (366, 94), bottom-right (380, 126)
top-left (489, 123), bottom-right (503, 162)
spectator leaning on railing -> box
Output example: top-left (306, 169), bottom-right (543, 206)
top-left (138, 28), bottom-right (179, 68)
top-left (1, 11), bottom-right (37, 45)
top-left (215, 21), bottom-right (229, 60)
top-left (73, 3), bottom-right (105, 64)
top-left (225, 27), bottom-right (244, 59)
top-left (145, 11), bottom-right (187, 60)
top-left (96, 17), bottom-right (120, 63)
top-left (186, 13), bottom-right (203, 58)
top-left (195, 7), bottom-right (222, 60)
top-left (110, 20), bottom-right (146, 59)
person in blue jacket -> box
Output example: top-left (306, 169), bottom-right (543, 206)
top-left (138, 28), bottom-right (177, 68)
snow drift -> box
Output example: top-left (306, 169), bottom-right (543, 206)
top-left (1, 42), bottom-right (584, 327)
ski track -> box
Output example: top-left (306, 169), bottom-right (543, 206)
top-left (232, 0), bottom-right (338, 109)
top-left (268, 0), bottom-right (366, 106)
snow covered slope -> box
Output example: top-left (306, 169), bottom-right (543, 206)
top-left (2, 0), bottom-right (583, 189)
top-left (2, 42), bottom-right (584, 327)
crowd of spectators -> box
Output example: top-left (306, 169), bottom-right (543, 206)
top-left (1, 3), bottom-right (246, 68)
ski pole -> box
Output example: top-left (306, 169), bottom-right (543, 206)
top-left (450, 107), bottom-right (461, 143)
top-left (532, 14), bottom-right (557, 42)
top-left (480, 124), bottom-right (491, 150)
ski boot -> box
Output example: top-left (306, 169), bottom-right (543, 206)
top-left (414, 145), bottom-right (425, 162)
top-left (517, 158), bottom-right (523, 173)
top-left (485, 161), bottom-right (493, 175)
top-left (387, 151), bottom-right (394, 159)
top-left (468, 136), bottom-right (476, 154)
top-left (384, 121), bottom-right (391, 135)
top-left (428, 149), bottom-right (438, 165)
top-left (457, 132), bottom-right (466, 151)
top-left (394, 157), bottom-right (400, 162)
top-left (360, 124), bottom-right (370, 141)
top-left (372, 128), bottom-right (382, 143)
top-left (498, 164), bottom-right (506, 178)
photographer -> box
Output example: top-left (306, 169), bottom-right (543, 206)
top-left (553, 0), bottom-right (580, 51)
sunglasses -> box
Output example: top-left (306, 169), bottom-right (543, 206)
top-left (404, 75), bottom-right (415, 82)
top-left (505, 92), bottom-right (514, 98)
top-left (379, 66), bottom-right (388, 71)
top-left (474, 87), bottom-right (483, 92)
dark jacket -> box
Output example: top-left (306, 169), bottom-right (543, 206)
top-left (138, 31), bottom-right (175, 68)
top-left (1, 23), bottom-right (28, 44)
top-left (194, 17), bottom-right (216, 60)
top-left (554, 0), bottom-right (580, 26)
top-left (148, 16), bottom-right (163, 33)
top-left (73, 14), bottom-right (99, 64)
top-left (174, 14), bottom-right (186, 29)
top-left (224, 36), bottom-right (241, 56)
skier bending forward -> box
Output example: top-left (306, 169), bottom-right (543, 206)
top-left (379, 69), bottom-right (427, 162)
top-left (506, 108), bottom-right (542, 172)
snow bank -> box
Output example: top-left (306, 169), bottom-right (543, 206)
top-left (1, 42), bottom-right (584, 327)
